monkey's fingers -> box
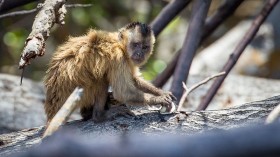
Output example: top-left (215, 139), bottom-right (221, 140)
top-left (164, 96), bottom-right (172, 103)
top-left (162, 97), bottom-right (173, 107)
top-left (169, 93), bottom-right (177, 101)
top-left (163, 91), bottom-right (177, 101)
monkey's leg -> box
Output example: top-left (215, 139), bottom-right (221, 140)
top-left (92, 83), bottom-right (109, 122)
top-left (80, 106), bottom-right (94, 121)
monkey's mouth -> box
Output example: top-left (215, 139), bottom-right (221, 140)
top-left (132, 56), bottom-right (144, 64)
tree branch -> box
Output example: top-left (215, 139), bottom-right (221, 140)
top-left (43, 87), bottom-right (83, 138)
top-left (177, 72), bottom-right (225, 111)
top-left (197, 0), bottom-right (280, 111)
top-left (0, 3), bottom-right (92, 19)
top-left (266, 103), bottom-right (280, 124)
top-left (202, 0), bottom-right (244, 39)
top-left (170, 0), bottom-right (212, 101)
top-left (150, 0), bottom-right (191, 37)
top-left (152, 0), bottom-right (244, 88)
top-left (18, 0), bottom-right (67, 70)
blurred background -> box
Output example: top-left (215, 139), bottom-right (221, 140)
top-left (0, 0), bottom-right (280, 82)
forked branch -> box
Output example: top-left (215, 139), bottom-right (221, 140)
top-left (177, 72), bottom-right (225, 111)
top-left (0, 3), bottom-right (92, 19)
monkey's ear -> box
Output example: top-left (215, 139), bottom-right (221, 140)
top-left (118, 32), bottom-right (123, 40)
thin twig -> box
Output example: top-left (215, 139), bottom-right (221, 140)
top-left (43, 87), bottom-right (83, 138)
top-left (197, 0), bottom-right (279, 111)
top-left (0, 3), bottom-right (92, 19)
top-left (266, 103), bottom-right (280, 124)
top-left (65, 4), bottom-right (92, 8)
top-left (170, 0), bottom-right (212, 101)
top-left (0, 8), bottom-right (36, 19)
top-left (177, 72), bottom-right (225, 111)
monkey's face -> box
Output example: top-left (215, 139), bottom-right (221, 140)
top-left (126, 25), bottom-right (155, 66)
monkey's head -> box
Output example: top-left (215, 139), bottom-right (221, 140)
top-left (119, 22), bottom-right (155, 66)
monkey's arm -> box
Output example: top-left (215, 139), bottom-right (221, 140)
top-left (110, 64), bottom-right (173, 107)
top-left (114, 86), bottom-right (172, 107)
top-left (134, 77), bottom-right (176, 101)
top-left (134, 77), bottom-right (164, 95)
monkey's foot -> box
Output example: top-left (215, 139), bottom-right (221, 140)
top-left (92, 110), bottom-right (107, 123)
top-left (105, 104), bottom-right (137, 120)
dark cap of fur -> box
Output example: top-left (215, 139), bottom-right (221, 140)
top-left (125, 22), bottom-right (152, 37)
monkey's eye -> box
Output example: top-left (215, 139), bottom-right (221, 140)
top-left (143, 45), bottom-right (150, 50)
top-left (132, 42), bottom-right (140, 48)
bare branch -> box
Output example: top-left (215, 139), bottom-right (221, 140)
top-left (0, 3), bottom-right (92, 19)
top-left (170, 0), bottom-right (212, 101)
top-left (202, 0), bottom-right (244, 39)
top-left (18, 0), bottom-right (67, 70)
top-left (197, 0), bottom-right (280, 111)
top-left (153, 0), bottom-right (244, 88)
top-left (43, 87), bottom-right (83, 138)
top-left (266, 103), bottom-right (280, 124)
top-left (150, 0), bottom-right (191, 37)
top-left (177, 72), bottom-right (225, 111)
top-left (65, 3), bottom-right (92, 8)
top-left (0, 8), bottom-right (36, 19)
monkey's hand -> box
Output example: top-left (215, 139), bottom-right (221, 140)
top-left (161, 91), bottom-right (177, 101)
top-left (151, 95), bottom-right (173, 111)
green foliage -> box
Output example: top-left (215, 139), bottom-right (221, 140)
top-left (71, 8), bottom-right (90, 26)
top-left (142, 58), bottom-right (167, 81)
top-left (3, 29), bottom-right (28, 59)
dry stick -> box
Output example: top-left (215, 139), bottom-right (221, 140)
top-left (43, 87), bottom-right (84, 138)
top-left (0, 3), bottom-right (92, 19)
top-left (0, 7), bottom-right (37, 19)
top-left (196, 0), bottom-right (279, 111)
top-left (266, 103), bottom-right (280, 124)
top-left (150, 0), bottom-right (191, 37)
top-left (152, 0), bottom-right (244, 88)
top-left (170, 0), bottom-right (212, 101)
top-left (18, 0), bottom-right (67, 70)
top-left (177, 72), bottom-right (225, 111)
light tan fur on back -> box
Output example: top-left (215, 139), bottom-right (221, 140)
top-left (44, 22), bottom-right (175, 123)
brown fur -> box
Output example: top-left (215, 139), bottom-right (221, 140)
top-left (44, 22), bottom-right (175, 122)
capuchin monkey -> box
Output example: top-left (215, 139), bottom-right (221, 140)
top-left (44, 22), bottom-right (176, 123)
